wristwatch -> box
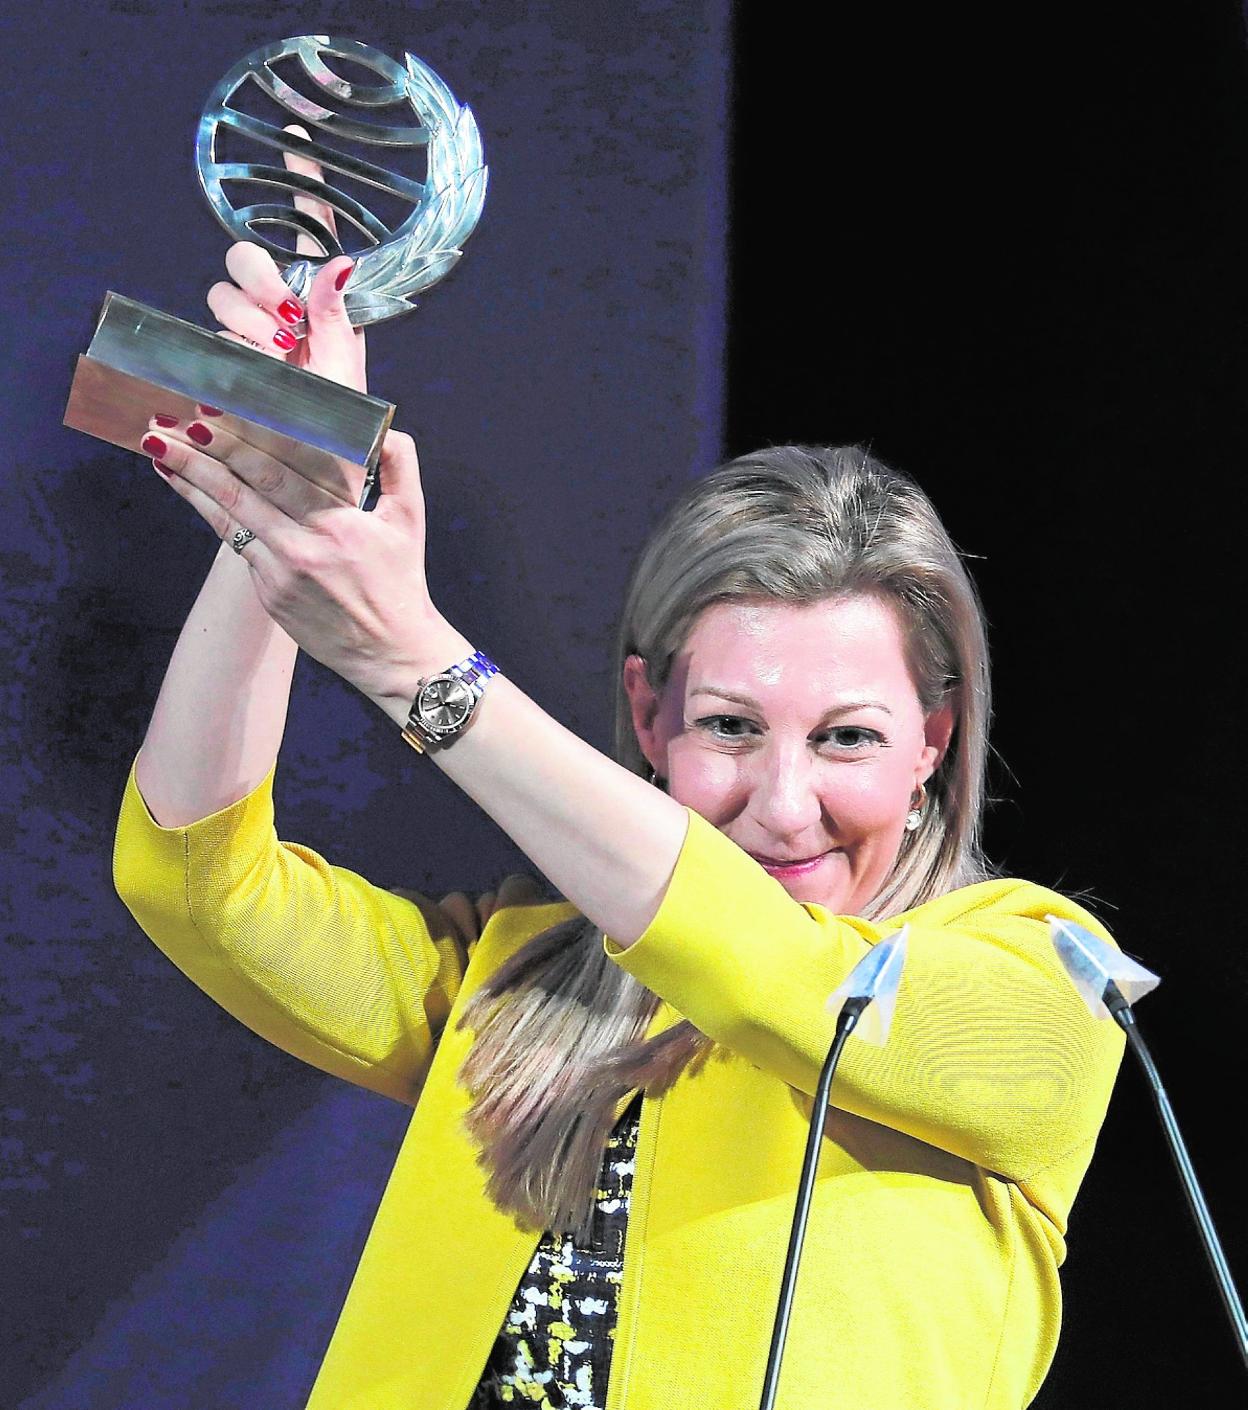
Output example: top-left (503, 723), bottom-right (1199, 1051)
top-left (401, 650), bottom-right (498, 752)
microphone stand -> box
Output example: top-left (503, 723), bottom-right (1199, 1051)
top-left (757, 997), bottom-right (865, 1410)
top-left (1103, 977), bottom-right (1248, 1373)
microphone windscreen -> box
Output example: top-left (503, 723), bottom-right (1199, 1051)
top-left (1047, 915), bottom-right (1160, 1019)
top-left (825, 926), bottom-right (909, 1046)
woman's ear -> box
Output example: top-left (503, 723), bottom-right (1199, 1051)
top-left (918, 701), bottom-right (956, 783)
top-left (622, 655), bottom-right (667, 777)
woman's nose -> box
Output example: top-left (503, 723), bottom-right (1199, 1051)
top-left (748, 744), bottom-right (824, 838)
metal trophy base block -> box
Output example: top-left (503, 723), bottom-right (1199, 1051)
top-left (64, 293), bottom-right (395, 508)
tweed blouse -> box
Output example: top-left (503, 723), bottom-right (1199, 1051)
top-left (468, 1092), bottom-right (643, 1408)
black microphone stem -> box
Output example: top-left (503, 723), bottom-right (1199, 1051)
top-left (758, 1001), bottom-right (862, 1410)
top-left (1109, 991), bottom-right (1248, 1373)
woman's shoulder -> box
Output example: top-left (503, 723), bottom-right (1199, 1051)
top-left (895, 875), bottom-right (1115, 942)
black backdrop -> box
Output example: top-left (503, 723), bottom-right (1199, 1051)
top-left (3, 1), bottom-right (1246, 1405)
top-left (729, 4), bottom-right (1248, 1405)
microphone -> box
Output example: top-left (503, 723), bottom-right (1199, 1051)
top-left (826, 922), bottom-right (909, 1044)
top-left (1047, 916), bottom-right (1248, 1375)
top-left (758, 927), bottom-right (909, 1410)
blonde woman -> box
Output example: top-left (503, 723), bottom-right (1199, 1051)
top-left (115, 242), bottom-right (1124, 1410)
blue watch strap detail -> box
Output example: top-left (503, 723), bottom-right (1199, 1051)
top-left (451, 650), bottom-right (498, 696)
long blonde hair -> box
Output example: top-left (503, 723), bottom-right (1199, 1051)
top-left (457, 445), bottom-right (993, 1241)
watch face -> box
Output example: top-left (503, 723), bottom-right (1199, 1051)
top-left (417, 675), bottom-right (474, 734)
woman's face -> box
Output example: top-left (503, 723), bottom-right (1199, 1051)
top-left (624, 594), bottom-right (954, 916)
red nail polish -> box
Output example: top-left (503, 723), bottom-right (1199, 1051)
top-left (278, 298), bottom-right (303, 323)
top-left (334, 262), bottom-right (354, 292)
top-left (153, 413), bottom-right (179, 428)
top-left (273, 327), bottom-right (297, 351)
top-left (153, 460), bottom-right (174, 478)
top-left (197, 404), bottom-right (224, 417)
top-left (187, 422), bottom-right (213, 446)
top-left (141, 434), bottom-right (167, 457)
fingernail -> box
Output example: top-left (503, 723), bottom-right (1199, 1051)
top-left (273, 328), bottom-right (297, 351)
top-left (197, 404), bottom-right (224, 417)
top-left (187, 422), bottom-right (213, 447)
top-left (153, 413), bottom-right (179, 428)
top-left (153, 460), bottom-right (174, 478)
top-left (334, 262), bottom-right (354, 292)
top-left (278, 298), bottom-right (303, 323)
top-left (141, 434), bottom-right (168, 457)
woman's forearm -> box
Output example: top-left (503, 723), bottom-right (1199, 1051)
top-left (368, 637), bottom-right (689, 947)
top-left (135, 543), bottom-right (298, 827)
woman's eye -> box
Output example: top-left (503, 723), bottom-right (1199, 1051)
top-left (699, 715), bottom-right (759, 740)
top-left (819, 726), bottom-right (880, 751)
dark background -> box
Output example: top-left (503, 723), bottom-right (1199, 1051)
top-left (3, 0), bottom-right (1246, 1405)
top-left (730, 4), bottom-right (1248, 1404)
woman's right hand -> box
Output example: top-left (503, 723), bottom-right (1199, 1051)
top-left (205, 126), bottom-right (367, 394)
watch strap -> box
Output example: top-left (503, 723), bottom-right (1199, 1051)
top-left (401, 650), bottom-right (498, 752)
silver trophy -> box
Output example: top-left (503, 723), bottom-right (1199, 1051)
top-left (64, 36), bottom-right (487, 508)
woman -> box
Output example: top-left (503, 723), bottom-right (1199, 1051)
top-left (114, 244), bottom-right (1124, 1410)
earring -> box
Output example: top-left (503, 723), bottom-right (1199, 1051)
top-left (644, 765), bottom-right (667, 791)
top-left (904, 782), bottom-right (927, 833)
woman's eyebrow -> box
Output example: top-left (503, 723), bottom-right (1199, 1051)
top-left (688, 687), bottom-right (893, 718)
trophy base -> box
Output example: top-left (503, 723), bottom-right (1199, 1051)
top-left (64, 293), bottom-right (395, 509)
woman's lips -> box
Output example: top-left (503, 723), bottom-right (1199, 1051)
top-left (749, 850), bottom-right (832, 878)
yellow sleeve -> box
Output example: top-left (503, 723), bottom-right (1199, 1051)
top-left (113, 758), bottom-right (472, 1105)
top-left (606, 808), bottom-right (1124, 1192)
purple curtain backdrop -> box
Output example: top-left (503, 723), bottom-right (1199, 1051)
top-left (0, 4), bottom-right (728, 1405)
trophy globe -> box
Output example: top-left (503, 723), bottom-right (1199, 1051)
top-left (197, 35), bottom-right (488, 329)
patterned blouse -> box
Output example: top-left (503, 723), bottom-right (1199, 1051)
top-left (468, 1091), bottom-right (642, 1409)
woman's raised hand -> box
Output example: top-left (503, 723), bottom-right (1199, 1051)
top-left (206, 126), bottom-right (366, 393)
top-left (137, 127), bottom-right (466, 707)
top-left (140, 425), bottom-right (457, 705)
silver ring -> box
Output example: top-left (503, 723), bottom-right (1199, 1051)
top-left (230, 527), bottom-right (256, 555)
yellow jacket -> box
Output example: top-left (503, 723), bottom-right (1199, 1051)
top-left (113, 761), bottom-right (1124, 1410)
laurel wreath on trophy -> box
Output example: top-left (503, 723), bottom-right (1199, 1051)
top-left (197, 37), bottom-right (488, 328)
top-left (325, 50), bottom-right (487, 323)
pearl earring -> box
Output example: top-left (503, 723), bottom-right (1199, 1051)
top-left (905, 782), bottom-right (927, 833)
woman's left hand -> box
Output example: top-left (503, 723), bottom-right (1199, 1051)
top-left (142, 420), bottom-right (466, 708)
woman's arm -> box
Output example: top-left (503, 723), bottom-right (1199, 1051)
top-left (605, 808), bottom-right (1125, 1190)
top-left (135, 246), bottom-right (363, 826)
top-left (134, 545), bottom-right (297, 825)
top-left (135, 144), bottom-right (365, 827)
top-left (114, 759), bottom-right (492, 1103)
top-left (394, 651), bottom-right (692, 947)
top-left (138, 422), bottom-right (690, 939)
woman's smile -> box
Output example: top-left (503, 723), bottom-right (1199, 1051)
top-left (748, 847), bottom-right (835, 879)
